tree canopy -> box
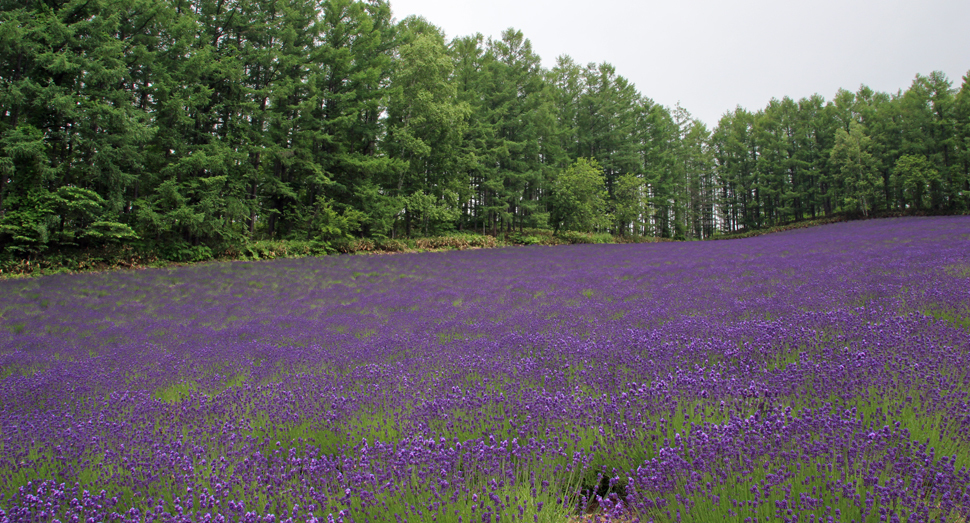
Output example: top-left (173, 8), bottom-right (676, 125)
top-left (2, 0), bottom-right (968, 262)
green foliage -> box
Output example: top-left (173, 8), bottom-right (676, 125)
top-left (555, 230), bottom-right (615, 244)
top-left (413, 233), bottom-right (498, 250)
top-left (0, 190), bottom-right (53, 255)
top-left (382, 16), bottom-right (470, 238)
top-left (161, 244), bottom-right (214, 263)
top-left (892, 154), bottom-right (940, 210)
top-left (507, 232), bottom-right (543, 245)
top-left (80, 222), bottom-right (139, 244)
top-left (830, 121), bottom-right (883, 216)
top-left (310, 197), bottom-right (367, 254)
top-left (374, 238), bottom-right (410, 252)
top-left (238, 240), bottom-right (313, 261)
top-left (401, 190), bottom-right (462, 236)
top-left (551, 158), bottom-right (609, 233)
top-left (0, 0), bottom-right (967, 264)
top-left (612, 173), bottom-right (647, 236)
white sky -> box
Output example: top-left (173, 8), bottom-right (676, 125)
top-left (388, 0), bottom-right (970, 128)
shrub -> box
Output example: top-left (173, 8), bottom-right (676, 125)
top-left (507, 233), bottom-right (543, 245)
top-left (555, 230), bottom-right (613, 244)
top-left (375, 238), bottom-right (408, 252)
top-left (241, 240), bottom-right (314, 260)
top-left (414, 234), bottom-right (498, 250)
top-left (349, 239), bottom-right (375, 253)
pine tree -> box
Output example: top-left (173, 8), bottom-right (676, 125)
top-left (384, 16), bottom-right (469, 236)
top-left (830, 121), bottom-right (882, 216)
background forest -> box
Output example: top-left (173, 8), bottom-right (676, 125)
top-left (2, 0), bottom-right (969, 264)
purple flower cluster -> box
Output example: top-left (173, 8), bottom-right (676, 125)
top-left (1, 217), bottom-right (969, 523)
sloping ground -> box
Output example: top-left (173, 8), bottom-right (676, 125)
top-left (0, 216), bottom-right (968, 522)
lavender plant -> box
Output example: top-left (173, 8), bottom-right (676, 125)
top-left (1, 217), bottom-right (968, 523)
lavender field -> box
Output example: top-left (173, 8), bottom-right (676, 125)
top-left (1, 217), bottom-right (969, 523)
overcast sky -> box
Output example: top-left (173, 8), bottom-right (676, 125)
top-left (387, 0), bottom-right (970, 127)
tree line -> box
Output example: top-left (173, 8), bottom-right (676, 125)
top-left (2, 0), bottom-right (969, 261)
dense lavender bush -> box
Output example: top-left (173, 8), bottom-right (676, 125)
top-left (1, 217), bottom-right (968, 523)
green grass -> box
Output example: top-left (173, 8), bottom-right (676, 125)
top-left (925, 306), bottom-right (970, 330)
top-left (153, 381), bottom-right (199, 403)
